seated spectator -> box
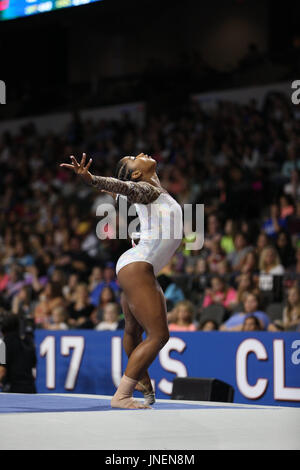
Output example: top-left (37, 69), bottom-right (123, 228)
top-left (96, 286), bottom-right (117, 322)
top-left (220, 219), bottom-right (236, 255)
top-left (282, 286), bottom-right (300, 330)
top-left (283, 169), bottom-right (300, 199)
top-left (259, 246), bottom-right (285, 275)
top-left (11, 285), bottom-right (34, 317)
top-left (239, 250), bottom-right (259, 275)
top-left (275, 230), bottom-right (295, 268)
top-left (164, 282), bottom-right (185, 310)
top-left (281, 145), bottom-right (300, 178)
top-left (287, 246), bottom-right (300, 274)
top-left (62, 272), bottom-right (79, 302)
top-left (51, 268), bottom-right (67, 287)
top-left (34, 281), bottom-right (65, 328)
top-left (184, 256), bottom-right (198, 275)
top-left (168, 300), bottom-right (197, 332)
top-left (243, 144), bottom-right (259, 169)
top-left (171, 248), bottom-right (185, 273)
top-left (262, 204), bottom-right (287, 239)
top-left (14, 240), bottom-right (35, 268)
top-left (198, 319), bottom-right (219, 331)
top-left (95, 302), bottom-right (122, 331)
top-left (202, 275), bottom-right (237, 310)
top-left (279, 194), bottom-right (294, 220)
top-left (47, 306), bottom-right (69, 331)
top-left (227, 233), bottom-right (253, 271)
top-left (188, 258), bottom-right (210, 307)
top-left (0, 267), bottom-right (10, 292)
top-left (5, 264), bottom-right (26, 301)
top-left (203, 214), bottom-right (222, 252)
top-left (90, 262), bottom-right (119, 307)
top-left (234, 273), bottom-right (259, 306)
top-left (88, 266), bottom-right (103, 292)
top-left (287, 201), bottom-right (300, 240)
top-left (255, 232), bottom-right (271, 258)
top-left (194, 258), bottom-right (210, 291)
top-left (215, 259), bottom-right (232, 284)
top-left (240, 219), bottom-right (258, 246)
top-left (220, 293), bottom-right (270, 331)
top-left (68, 283), bottom-right (94, 329)
top-left (242, 315), bottom-right (262, 331)
top-left (207, 240), bottom-right (225, 272)
top-left (25, 264), bottom-right (48, 295)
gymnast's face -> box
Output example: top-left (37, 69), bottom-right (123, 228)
top-left (119, 153), bottom-right (157, 181)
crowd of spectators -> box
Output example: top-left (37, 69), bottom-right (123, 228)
top-left (1, 89), bottom-right (300, 333)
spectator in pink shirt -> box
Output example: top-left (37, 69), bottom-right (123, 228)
top-left (0, 267), bottom-right (9, 292)
top-left (280, 195), bottom-right (294, 219)
top-left (168, 300), bottom-right (197, 332)
top-left (202, 275), bottom-right (237, 310)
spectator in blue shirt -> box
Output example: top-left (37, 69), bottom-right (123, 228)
top-left (262, 203), bottom-right (287, 239)
top-left (90, 262), bottom-right (120, 307)
top-left (220, 292), bottom-right (270, 331)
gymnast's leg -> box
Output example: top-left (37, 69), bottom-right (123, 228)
top-left (111, 262), bottom-right (169, 409)
top-left (121, 292), bottom-right (155, 405)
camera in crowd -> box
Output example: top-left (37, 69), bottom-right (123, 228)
top-left (0, 305), bottom-right (35, 341)
top-left (0, 306), bottom-right (37, 394)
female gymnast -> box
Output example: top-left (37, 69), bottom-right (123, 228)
top-left (60, 153), bottom-right (183, 409)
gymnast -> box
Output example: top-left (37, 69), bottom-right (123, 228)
top-left (60, 153), bottom-right (183, 409)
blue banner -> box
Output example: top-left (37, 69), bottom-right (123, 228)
top-left (35, 331), bottom-right (300, 407)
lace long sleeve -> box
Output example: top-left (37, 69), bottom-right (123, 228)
top-left (90, 175), bottom-right (162, 204)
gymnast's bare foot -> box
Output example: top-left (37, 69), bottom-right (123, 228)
top-left (135, 380), bottom-right (156, 406)
top-left (111, 395), bottom-right (151, 409)
top-left (111, 374), bottom-right (151, 409)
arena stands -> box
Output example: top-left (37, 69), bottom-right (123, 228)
top-left (1, 89), bottom-right (300, 333)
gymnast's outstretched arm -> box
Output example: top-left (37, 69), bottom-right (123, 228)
top-left (60, 153), bottom-right (162, 204)
top-left (90, 175), bottom-right (161, 204)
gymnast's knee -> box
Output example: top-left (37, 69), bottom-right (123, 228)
top-left (153, 330), bottom-right (170, 350)
top-left (124, 320), bottom-right (143, 337)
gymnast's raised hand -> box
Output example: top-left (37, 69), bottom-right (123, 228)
top-left (60, 153), bottom-right (93, 184)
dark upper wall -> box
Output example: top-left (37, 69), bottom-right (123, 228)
top-left (67, 0), bottom-right (269, 82)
